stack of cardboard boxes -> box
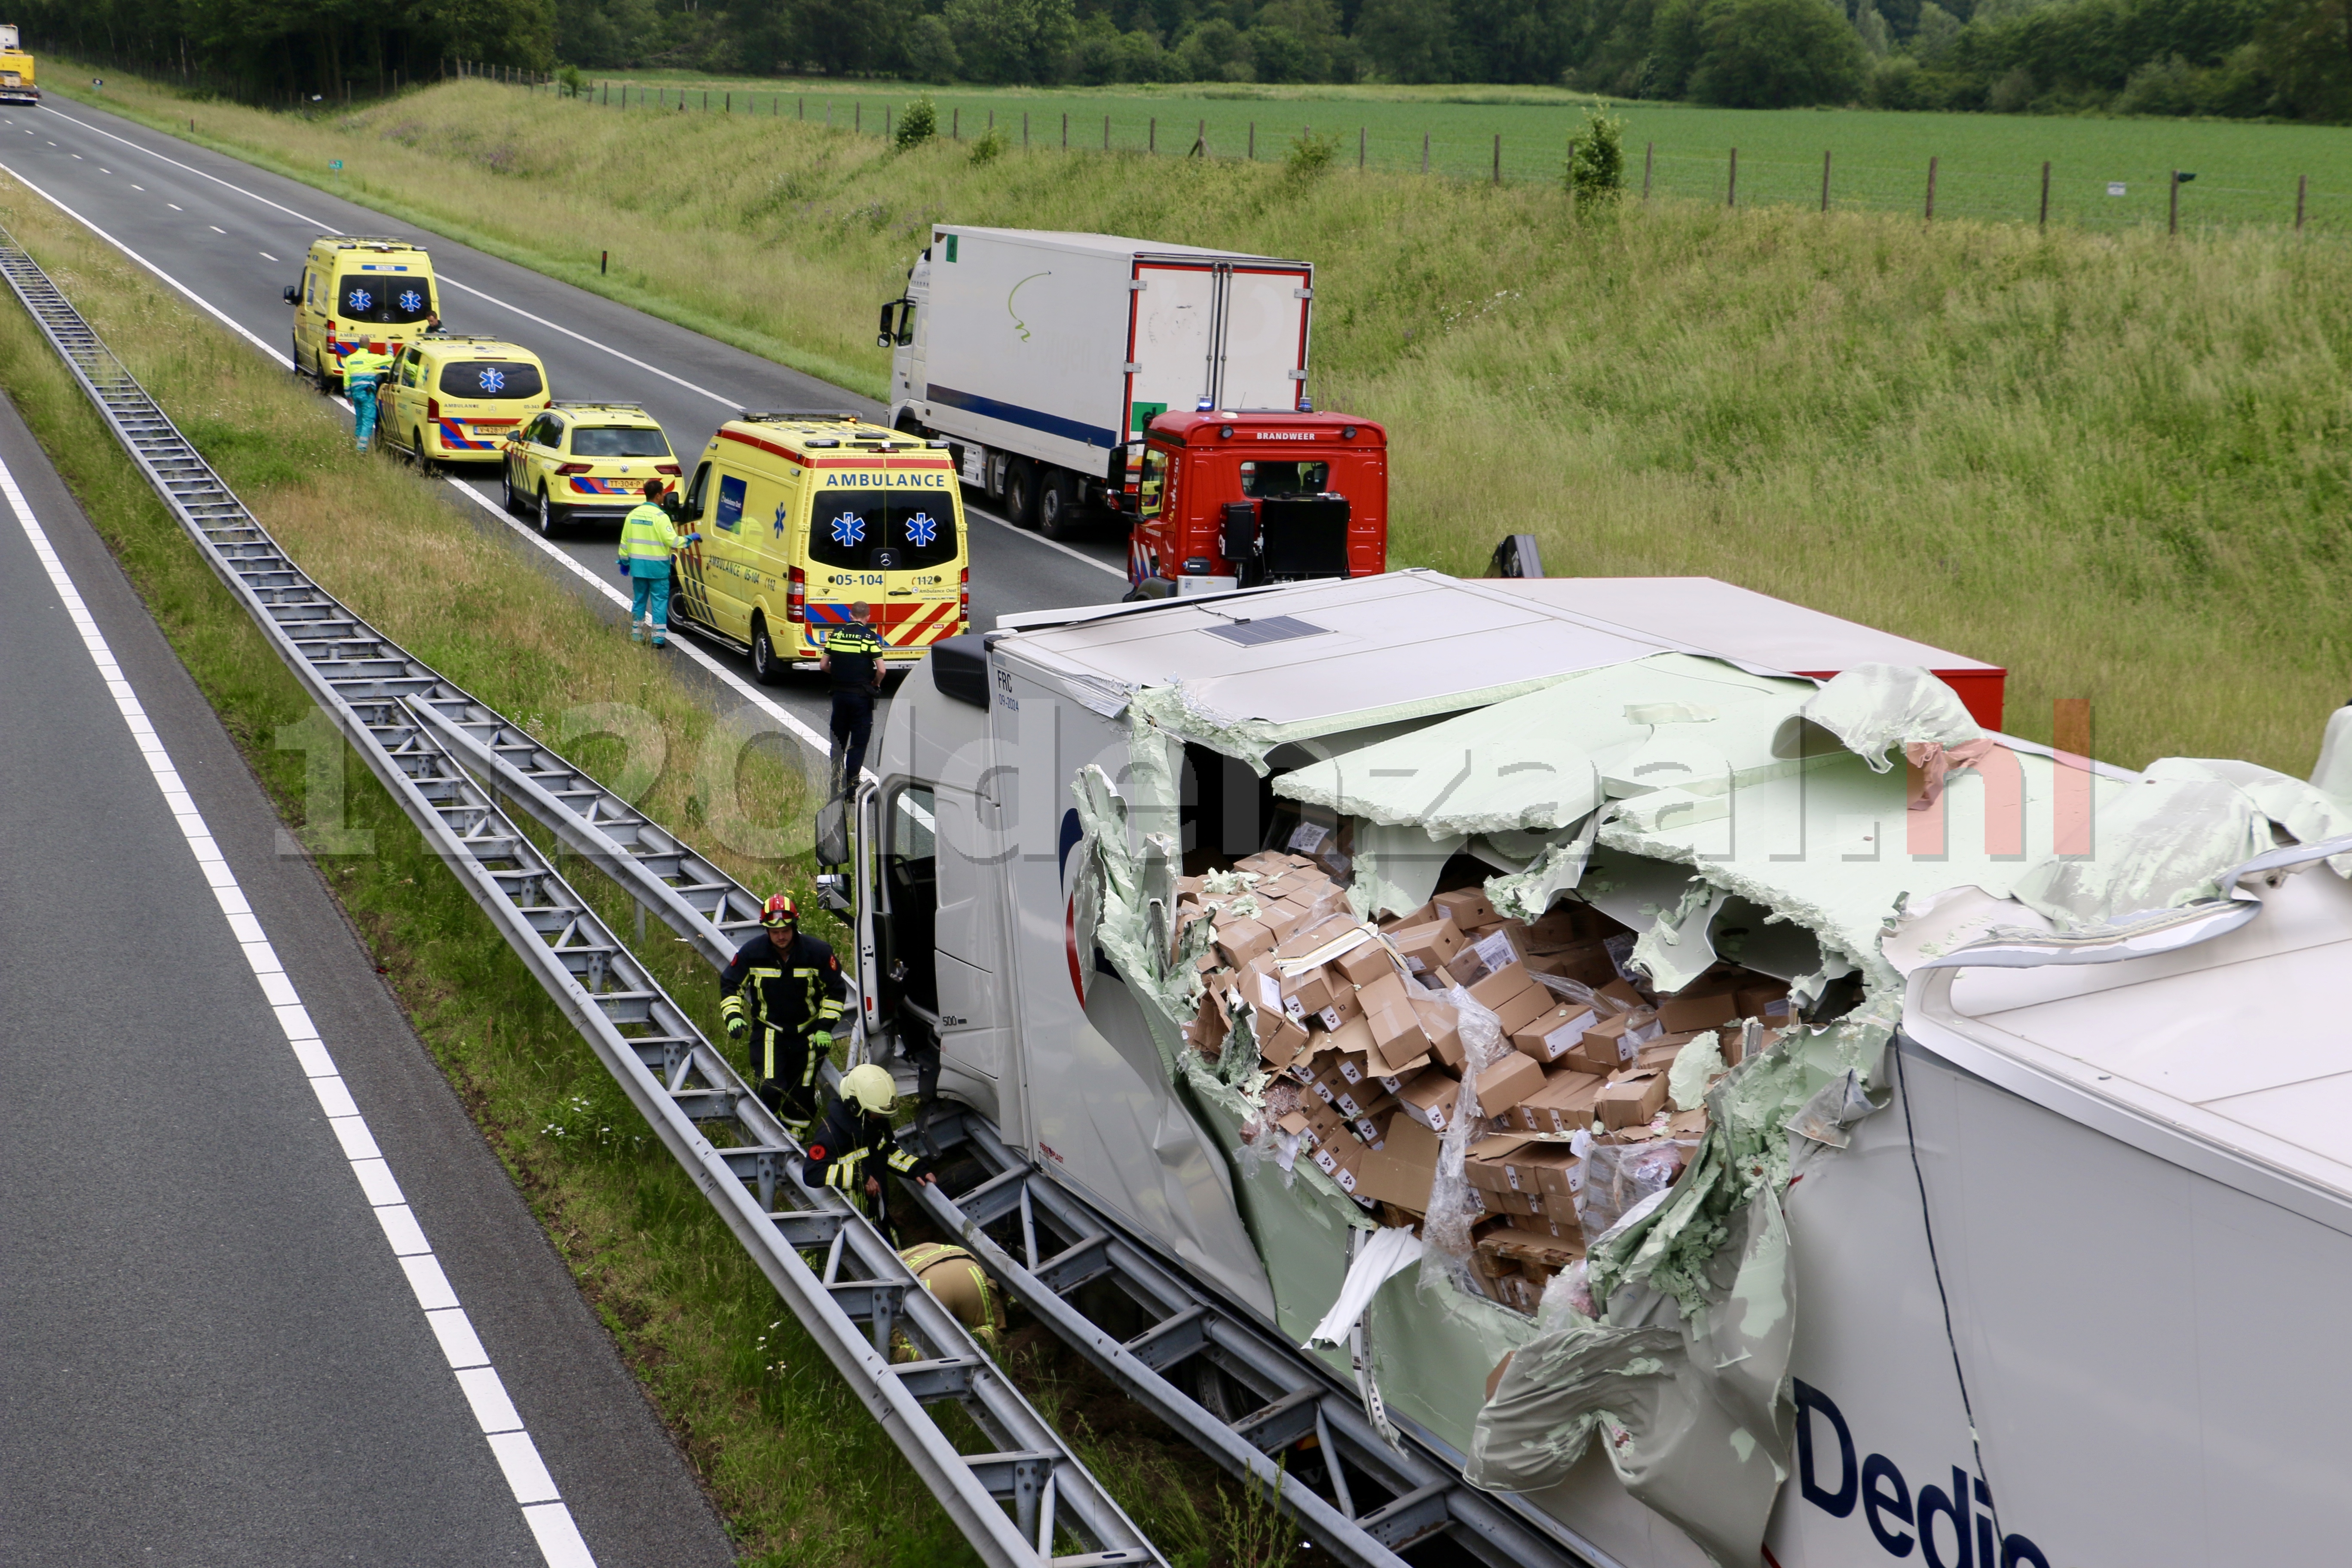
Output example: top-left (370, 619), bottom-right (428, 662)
top-left (1179, 856), bottom-right (1795, 1316)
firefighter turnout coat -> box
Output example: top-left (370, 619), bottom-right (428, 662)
top-left (718, 929), bottom-right (847, 1087)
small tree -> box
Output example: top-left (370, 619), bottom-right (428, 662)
top-left (558, 64), bottom-right (585, 98)
top-left (895, 94), bottom-right (937, 150)
top-left (968, 123), bottom-right (1010, 163)
top-left (1285, 127), bottom-right (1339, 178)
top-left (1565, 106), bottom-right (1625, 208)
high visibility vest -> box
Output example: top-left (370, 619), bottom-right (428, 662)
top-left (342, 349), bottom-right (392, 387)
top-left (619, 502), bottom-right (681, 563)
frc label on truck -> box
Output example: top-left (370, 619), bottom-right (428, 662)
top-left (1792, 1381), bottom-right (2051, 1568)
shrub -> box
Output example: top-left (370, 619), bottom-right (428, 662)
top-left (895, 93), bottom-right (937, 150)
top-left (1285, 127), bottom-right (1340, 177)
top-left (1565, 106), bottom-right (1626, 208)
top-left (968, 123), bottom-right (1010, 163)
top-left (557, 64), bottom-right (585, 98)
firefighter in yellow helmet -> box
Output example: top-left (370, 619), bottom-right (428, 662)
top-left (802, 1063), bottom-right (934, 1235)
top-left (718, 893), bottom-right (843, 1140)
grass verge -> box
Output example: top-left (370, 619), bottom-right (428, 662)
top-left (0, 169), bottom-right (1284, 1566)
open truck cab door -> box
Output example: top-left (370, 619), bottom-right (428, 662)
top-left (1125, 409), bottom-right (1387, 597)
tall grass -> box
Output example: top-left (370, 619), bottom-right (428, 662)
top-left (48, 70), bottom-right (2352, 774)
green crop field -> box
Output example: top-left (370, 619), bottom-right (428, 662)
top-left (551, 69), bottom-right (2352, 234)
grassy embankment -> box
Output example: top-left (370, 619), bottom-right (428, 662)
top-left (254, 64), bottom-right (2352, 227)
top-left (48, 70), bottom-right (2352, 777)
top-left (0, 173), bottom-right (1271, 1567)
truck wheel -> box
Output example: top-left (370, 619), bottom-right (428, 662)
top-left (1002, 458), bottom-right (1039, 529)
top-left (411, 429), bottom-right (430, 469)
top-left (536, 486), bottom-right (562, 536)
top-left (750, 616), bottom-right (788, 686)
top-left (1036, 470), bottom-right (1079, 540)
top-left (501, 466), bottom-right (520, 515)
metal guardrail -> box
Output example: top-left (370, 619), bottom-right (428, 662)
top-left (0, 225), bottom-right (1599, 1568)
top-left (0, 231), bottom-right (1156, 1568)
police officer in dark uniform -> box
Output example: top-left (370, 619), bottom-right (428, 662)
top-left (820, 601), bottom-right (887, 799)
top-left (718, 894), bottom-right (845, 1139)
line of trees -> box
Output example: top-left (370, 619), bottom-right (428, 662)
top-left (19, 0), bottom-right (2352, 119)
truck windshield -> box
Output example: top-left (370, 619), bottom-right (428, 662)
top-left (335, 274), bottom-right (433, 324)
top-left (438, 361), bottom-right (544, 400)
top-left (570, 426), bottom-right (670, 458)
top-left (808, 488), bottom-right (959, 571)
top-left (1240, 460), bottom-right (1329, 497)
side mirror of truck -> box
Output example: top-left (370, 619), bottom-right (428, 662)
top-left (282, 284), bottom-right (299, 305)
top-left (876, 300), bottom-right (898, 349)
top-left (1490, 534), bottom-right (1545, 579)
top-left (1221, 501), bottom-right (1258, 563)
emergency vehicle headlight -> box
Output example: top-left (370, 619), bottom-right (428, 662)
top-left (1343, 426), bottom-right (1357, 439)
top-left (1183, 558), bottom-right (1211, 574)
top-left (1219, 425), bottom-right (1234, 439)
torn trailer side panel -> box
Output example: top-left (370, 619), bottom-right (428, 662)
top-left (862, 569), bottom-right (2352, 1568)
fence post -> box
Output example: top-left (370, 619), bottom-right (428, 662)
top-left (886, 104), bottom-right (891, 139)
top-left (2169, 168), bottom-right (2179, 235)
top-left (1643, 141), bottom-right (1654, 199)
top-left (2040, 160), bottom-right (2051, 228)
top-left (1251, 122), bottom-right (1257, 159)
top-left (1493, 133), bottom-right (1501, 184)
top-left (1359, 126), bottom-right (1366, 169)
top-left (1024, 111), bottom-right (1030, 146)
top-left (1924, 155), bottom-right (1937, 221)
top-left (703, 89), bottom-right (709, 111)
top-left (1822, 150), bottom-right (1831, 211)
top-left (952, 107), bottom-right (958, 139)
top-left (1422, 131), bottom-right (1429, 175)
top-left (1104, 115), bottom-right (1110, 150)
top-left (1150, 116), bottom-right (1156, 153)
top-left (798, 95), bottom-right (804, 119)
top-left (1063, 111), bottom-right (1069, 148)
top-left (1197, 117), bottom-right (1205, 154)
top-left (1727, 147), bottom-right (1737, 207)
top-left (2297, 173), bottom-right (2308, 232)
top-left (855, 101), bottom-right (860, 133)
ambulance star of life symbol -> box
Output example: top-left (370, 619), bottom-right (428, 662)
top-left (398, 290), bottom-right (424, 313)
top-left (773, 501), bottom-right (790, 538)
top-left (347, 289), bottom-right (372, 311)
top-left (477, 367), bottom-right (505, 394)
top-left (904, 511), bottom-right (939, 548)
top-left (830, 511), bottom-right (866, 548)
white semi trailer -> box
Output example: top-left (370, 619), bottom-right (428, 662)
top-left (844, 569), bottom-right (2352, 1568)
top-left (879, 225), bottom-right (1314, 540)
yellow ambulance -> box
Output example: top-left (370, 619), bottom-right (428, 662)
top-left (667, 413), bottom-right (968, 683)
top-left (282, 237), bottom-right (438, 393)
top-left (384, 336), bottom-right (551, 466)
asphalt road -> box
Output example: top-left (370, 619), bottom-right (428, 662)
top-left (0, 94), bottom-right (1132, 750)
top-left (0, 380), bottom-right (732, 1560)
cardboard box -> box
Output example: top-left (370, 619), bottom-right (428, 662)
top-left (1215, 919), bottom-right (1274, 968)
top-left (1474, 1051), bottom-right (1546, 1116)
top-left (1442, 945), bottom-right (1490, 988)
top-left (1598, 979), bottom-right (1644, 1011)
top-left (1480, 1224), bottom-right (1586, 1269)
top-left (1512, 1004), bottom-right (1596, 1063)
top-left (1356, 969), bottom-right (1410, 1018)
top-left (1254, 1010), bottom-right (1309, 1070)
top-left (1391, 917), bottom-right (1467, 980)
top-left (1525, 940), bottom-right (1617, 986)
top-left (1378, 1064), bottom-right (1426, 1097)
top-left (1464, 1134), bottom-right (1531, 1194)
top-left (1434, 889), bottom-right (1501, 931)
top-left (1567, 1017), bottom-right (1628, 1078)
top-left (1335, 940), bottom-right (1393, 987)
top-left (1657, 989), bottom-right (1738, 1033)
top-left (1324, 1015), bottom-right (1377, 1063)
top-left (1470, 1185), bottom-right (1548, 1217)
top-left (1516, 1069), bottom-right (1606, 1136)
top-left (1502, 1142), bottom-right (1580, 1196)
top-left (1352, 1113), bottom-right (1441, 1210)
top-left (1397, 1070), bottom-right (1462, 1133)
top-left (1468, 961), bottom-right (1537, 1015)
top-left (1275, 914), bottom-right (1359, 960)
top-left (1366, 1002), bottom-right (1432, 1074)
top-left (1491, 985), bottom-right (1557, 1038)
top-left (1409, 995), bottom-right (1464, 1069)
top-left (1331, 1048), bottom-right (1372, 1086)
top-left (1595, 1069), bottom-right (1669, 1130)
top-left (1317, 983), bottom-right (1366, 1032)
top-left (1736, 984), bottom-right (1792, 1019)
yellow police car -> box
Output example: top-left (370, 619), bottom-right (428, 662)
top-left (500, 402), bottom-right (682, 536)
top-left (385, 336), bottom-right (551, 466)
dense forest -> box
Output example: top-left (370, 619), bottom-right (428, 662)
top-left (22, 0), bottom-right (2352, 119)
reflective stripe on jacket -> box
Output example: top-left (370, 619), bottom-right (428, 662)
top-left (619, 502), bottom-right (683, 562)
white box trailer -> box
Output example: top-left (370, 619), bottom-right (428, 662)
top-left (849, 570), bottom-right (2352, 1568)
top-left (881, 226), bottom-right (1313, 536)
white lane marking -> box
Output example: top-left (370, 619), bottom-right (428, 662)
top-left (100, 167), bottom-right (111, 174)
top-left (259, 251), bottom-right (276, 260)
top-left (208, 224), bottom-right (225, 233)
top-left (0, 450), bottom-right (600, 1566)
top-left (70, 152), bottom-right (81, 159)
top-left (0, 164), bottom-right (289, 363)
top-left (166, 200), bottom-right (181, 209)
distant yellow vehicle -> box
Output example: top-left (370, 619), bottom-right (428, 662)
top-left (500, 401), bottom-right (681, 536)
top-left (283, 236), bottom-right (438, 393)
top-left (0, 25), bottom-right (37, 105)
top-left (668, 413), bottom-right (968, 682)
top-left (385, 335), bottom-right (550, 466)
